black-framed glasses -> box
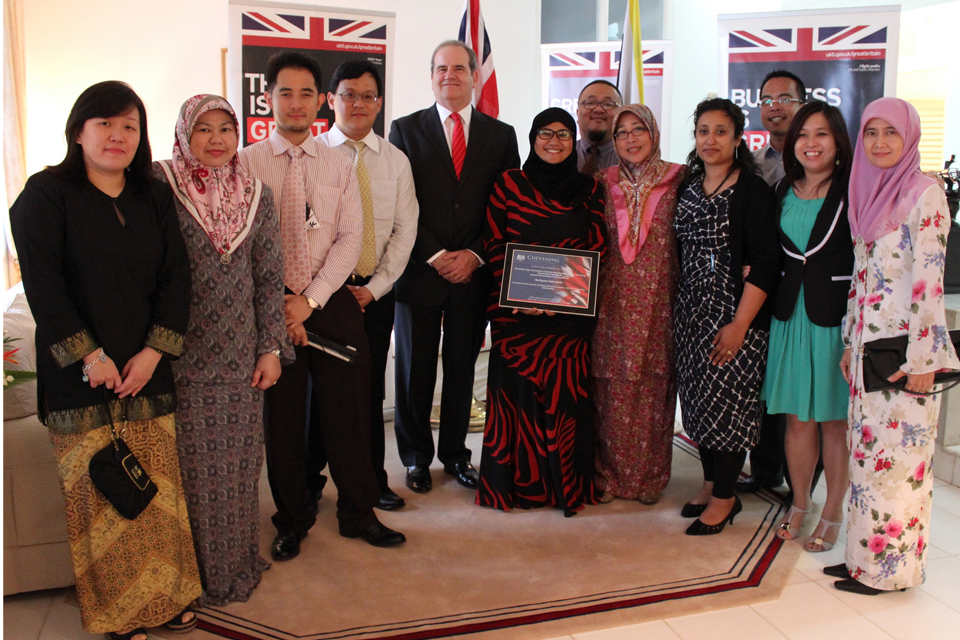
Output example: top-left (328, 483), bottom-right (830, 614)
top-left (613, 126), bottom-right (649, 141)
top-left (536, 128), bottom-right (574, 141)
top-left (759, 97), bottom-right (803, 107)
top-left (578, 100), bottom-right (621, 111)
top-left (337, 92), bottom-right (380, 104)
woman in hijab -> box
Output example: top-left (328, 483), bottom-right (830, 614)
top-left (825, 98), bottom-right (959, 595)
top-left (477, 107), bottom-right (607, 517)
top-left (591, 104), bottom-right (686, 505)
top-left (155, 94), bottom-right (291, 606)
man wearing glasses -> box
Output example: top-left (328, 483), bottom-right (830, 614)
top-left (575, 80), bottom-right (623, 176)
top-left (318, 60), bottom-right (419, 512)
top-left (752, 70), bottom-right (806, 185)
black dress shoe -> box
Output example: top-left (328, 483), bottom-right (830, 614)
top-left (376, 488), bottom-right (406, 511)
top-left (271, 530), bottom-right (306, 561)
top-left (685, 496), bottom-right (742, 536)
top-left (405, 465), bottom-right (432, 493)
top-left (680, 502), bottom-right (708, 518)
top-left (823, 563), bottom-right (852, 579)
top-left (736, 475), bottom-right (782, 493)
top-left (340, 521), bottom-right (406, 547)
top-left (833, 578), bottom-right (904, 595)
top-left (443, 461), bottom-right (479, 489)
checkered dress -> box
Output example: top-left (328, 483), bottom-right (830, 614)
top-left (673, 179), bottom-right (767, 452)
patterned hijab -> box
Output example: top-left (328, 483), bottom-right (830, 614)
top-left (164, 94), bottom-right (258, 257)
top-left (849, 97), bottom-right (937, 243)
top-left (601, 104), bottom-right (682, 264)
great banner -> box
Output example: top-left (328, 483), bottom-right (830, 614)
top-left (541, 41), bottom-right (674, 152)
top-left (718, 7), bottom-right (899, 151)
top-left (227, 0), bottom-right (395, 147)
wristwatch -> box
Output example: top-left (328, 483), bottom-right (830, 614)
top-left (304, 295), bottom-right (319, 309)
top-left (270, 347), bottom-right (281, 358)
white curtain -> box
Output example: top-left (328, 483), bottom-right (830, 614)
top-left (3, 0), bottom-right (27, 288)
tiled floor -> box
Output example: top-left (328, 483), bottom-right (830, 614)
top-left (5, 482), bottom-right (960, 640)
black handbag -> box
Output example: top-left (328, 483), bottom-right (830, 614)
top-left (862, 330), bottom-right (960, 395)
top-left (88, 395), bottom-right (157, 519)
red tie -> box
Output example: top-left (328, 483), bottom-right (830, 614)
top-left (450, 113), bottom-right (466, 179)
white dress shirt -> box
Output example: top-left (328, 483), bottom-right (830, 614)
top-left (239, 130), bottom-right (362, 308)
top-left (317, 124), bottom-right (419, 300)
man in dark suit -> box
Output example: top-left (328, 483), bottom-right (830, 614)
top-left (389, 39), bottom-right (520, 493)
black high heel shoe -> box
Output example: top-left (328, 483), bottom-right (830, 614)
top-left (685, 496), bottom-right (742, 536)
top-left (823, 563), bottom-right (852, 579)
top-left (681, 502), bottom-right (708, 518)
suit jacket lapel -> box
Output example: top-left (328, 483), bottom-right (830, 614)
top-left (424, 105), bottom-right (458, 181)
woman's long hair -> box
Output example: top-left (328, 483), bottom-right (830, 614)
top-left (781, 101), bottom-right (852, 193)
top-left (49, 81), bottom-right (153, 190)
top-left (681, 97), bottom-right (757, 190)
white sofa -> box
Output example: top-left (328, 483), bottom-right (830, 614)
top-left (3, 284), bottom-right (74, 595)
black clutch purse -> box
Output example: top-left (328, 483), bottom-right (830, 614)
top-left (88, 394), bottom-right (158, 519)
top-left (862, 330), bottom-right (960, 394)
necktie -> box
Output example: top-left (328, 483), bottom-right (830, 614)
top-left (582, 145), bottom-right (600, 177)
top-left (346, 140), bottom-right (377, 277)
top-left (450, 113), bottom-right (466, 179)
top-left (280, 146), bottom-right (311, 294)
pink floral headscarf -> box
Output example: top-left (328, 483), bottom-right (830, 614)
top-left (600, 104), bottom-right (682, 264)
top-left (165, 94), bottom-right (257, 257)
top-left (848, 98), bottom-right (937, 243)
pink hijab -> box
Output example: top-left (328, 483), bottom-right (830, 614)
top-left (160, 94), bottom-right (258, 258)
top-left (600, 104), bottom-right (682, 264)
top-left (848, 98), bottom-right (937, 243)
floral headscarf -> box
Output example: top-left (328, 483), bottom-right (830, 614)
top-left (162, 94), bottom-right (258, 257)
top-left (600, 104), bottom-right (682, 264)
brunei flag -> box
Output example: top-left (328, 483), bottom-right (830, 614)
top-left (617, 0), bottom-right (645, 104)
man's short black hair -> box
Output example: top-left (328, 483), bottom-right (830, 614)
top-left (577, 79), bottom-right (623, 102)
top-left (759, 69), bottom-right (806, 101)
top-left (328, 60), bottom-right (384, 98)
top-left (265, 51), bottom-right (323, 94)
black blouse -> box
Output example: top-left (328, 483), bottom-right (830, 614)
top-left (10, 170), bottom-right (190, 433)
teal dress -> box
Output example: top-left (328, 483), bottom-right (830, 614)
top-left (762, 191), bottom-right (847, 422)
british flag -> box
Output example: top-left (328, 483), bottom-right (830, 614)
top-left (548, 49), bottom-right (664, 79)
top-left (459, 0), bottom-right (499, 118)
top-left (729, 25), bottom-right (887, 62)
top-left (241, 10), bottom-right (387, 53)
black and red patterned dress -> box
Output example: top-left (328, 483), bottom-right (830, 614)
top-left (477, 168), bottom-right (607, 516)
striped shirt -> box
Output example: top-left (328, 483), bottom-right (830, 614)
top-left (239, 130), bottom-right (362, 308)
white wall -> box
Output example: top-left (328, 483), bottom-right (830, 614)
top-left (21, 0), bottom-right (541, 176)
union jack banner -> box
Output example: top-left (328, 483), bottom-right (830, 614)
top-left (240, 10), bottom-right (388, 53)
top-left (728, 25), bottom-right (888, 63)
top-left (547, 49), bottom-right (665, 79)
top-left (458, 0), bottom-right (499, 118)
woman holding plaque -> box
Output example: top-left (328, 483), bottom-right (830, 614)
top-left (674, 98), bottom-right (778, 536)
top-left (477, 107), bottom-right (607, 517)
top-left (591, 104), bottom-right (686, 505)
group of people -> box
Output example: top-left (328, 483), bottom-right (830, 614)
top-left (8, 38), bottom-right (957, 640)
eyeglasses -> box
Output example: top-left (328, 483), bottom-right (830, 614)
top-left (613, 126), bottom-right (649, 141)
top-left (578, 100), bottom-right (621, 111)
top-left (537, 128), bottom-right (574, 141)
top-left (337, 92), bottom-right (380, 104)
top-left (759, 97), bottom-right (803, 108)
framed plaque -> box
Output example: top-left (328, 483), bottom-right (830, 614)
top-left (500, 243), bottom-right (600, 317)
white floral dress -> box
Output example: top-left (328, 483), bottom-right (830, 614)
top-left (843, 184), bottom-right (959, 590)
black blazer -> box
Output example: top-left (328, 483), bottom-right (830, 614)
top-left (389, 105), bottom-right (520, 307)
top-left (725, 169), bottom-right (780, 330)
top-left (772, 179), bottom-right (854, 327)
